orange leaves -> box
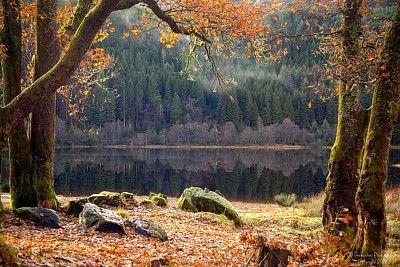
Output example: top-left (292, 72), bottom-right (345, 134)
top-left (134, 0), bottom-right (272, 59)
top-left (159, 28), bottom-right (180, 48)
top-left (380, 64), bottom-right (391, 78)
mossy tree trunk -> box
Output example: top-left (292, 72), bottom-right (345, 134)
top-left (349, 1), bottom-right (400, 263)
top-left (1, 0), bottom-right (63, 209)
top-left (29, 0), bottom-right (61, 208)
top-left (1, 0), bottom-right (36, 209)
top-left (0, 0), bottom-right (123, 208)
top-left (322, 0), bottom-right (367, 231)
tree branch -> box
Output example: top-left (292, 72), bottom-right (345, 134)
top-left (140, 0), bottom-right (211, 43)
top-left (0, 0), bottom-right (119, 137)
top-left (114, 0), bottom-right (140, 11)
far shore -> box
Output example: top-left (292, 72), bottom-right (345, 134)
top-left (56, 144), bottom-right (317, 150)
top-left (4, 144), bottom-right (400, 152)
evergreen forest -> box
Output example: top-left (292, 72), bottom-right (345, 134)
top-left (46, 6), bottom-right (398, 146)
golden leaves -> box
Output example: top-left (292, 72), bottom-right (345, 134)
top-left (159, 28), bottom-right (180, 48)
top-left (132, 0), bottom-right (273, 60)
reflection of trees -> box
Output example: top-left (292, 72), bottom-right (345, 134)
top-left (4, 148), bottom-right (399, 199)
top-left (53, 148), bottom-right (329, 200)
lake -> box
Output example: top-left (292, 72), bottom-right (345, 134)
top-left (2, 148), bottom-right (400, 202)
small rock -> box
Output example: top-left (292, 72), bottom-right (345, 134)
top-left (88, 192), bottom-right (123, 207)
top-left (14, 207), bottom-right (61, 229)
top-left (133, 220), bottom-right (168, 241)
top-left (149, 193), bottom-right (168, 207)
top-left (63, 198), bottom-right (88, 217)
top-left (78, 203), bottom-right (126, 235)
top-left (151, 258), bottom-right (171, 267)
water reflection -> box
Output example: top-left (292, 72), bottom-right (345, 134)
top-left (2, 148), bottom-right (400, 202)
top-left (52, 148), bottom-right (328, 201)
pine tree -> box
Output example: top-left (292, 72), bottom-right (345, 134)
top-left (170, 93), bottom-right (183, 124)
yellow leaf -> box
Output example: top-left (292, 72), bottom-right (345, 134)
top-left (307, 101), bottom-right (312, 109)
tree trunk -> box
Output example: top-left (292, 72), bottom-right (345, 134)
top-left (1, 0), bottom-right (36, 209)
top-left (322, 0), bottom-right (367, 232)
top-left (350, 1), bottom-right (400, 263)
top-left (29, 0), bottom-right (60, 208)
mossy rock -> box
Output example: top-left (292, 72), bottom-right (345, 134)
top-left (177, 187), bottom-right (243, 227)
top-left (195, 212), bottom-right (232, 224)
top-left (121, 192), bottom-right (138, 206)
top-left (149, 193), bottom-right (168, 207)
top-left (0, 236), bottom-right (18, 266)
top-left (139, 199), bottom-right (154, 207)
top-left (99, 191), bottom-right (120, 197)
top-left (63, 198), bottom-right (88, 217)
top-left (133, 219), bottom-right (168, 241)
top-left (88, 192), bottom-right (123, 207)
top-left (121, 192), bottom-right (135, 200)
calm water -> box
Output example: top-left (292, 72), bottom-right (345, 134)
top-left (2, 148), bottom-right (400, 202)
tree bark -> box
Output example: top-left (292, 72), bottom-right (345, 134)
top-left (322, 0), bottom-right (367, 232)
top-left (349, 1), bottom-right (400, 263)
top-left (29, 0), bottom-right (61, 208)
top-left (0, 0), bottom-right (121, 138)
top-left (1, 0), bottom-right (36, 209)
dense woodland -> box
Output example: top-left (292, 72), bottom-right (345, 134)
top-left (3, 6), bottom-right (398, 146)
top-left (54, 9), bottom-right (340, 146)
top-left (2, 0), bottom-right (400, 265)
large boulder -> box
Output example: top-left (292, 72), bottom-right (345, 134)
top-left (126, 219), bottom-right (168, 241)
top-left (177, 187), bottom-right (244, 227)
top-left (14, 207), bottom-right (61, 229)
top-left (78, 203), bottom-right (126, 235)
top-left (87, 191), bottom-right (123, 207)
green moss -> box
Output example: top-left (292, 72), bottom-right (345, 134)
top-left (116, 209), bottom-right (130, 219)
top-left (140, 199), bottom-right (154, 206)
top-left (0, 236), bottom-right (18, 266)
top-left (88, 192), bottom-right (123, 207)
top-left (121, 192), bottom-right (135, 200)
top-left (177, 187), bottom-right (243, 227)
top-left (99, 191), bottom-right (120, 197)
top-left (63, 198), bottom-right (88, 217)
top-left (149, 193), bottom-right (168, 207)
top-left (196, 212), bottom-right (231, 224)
top-left (151, 196), bottom-right (167, 207)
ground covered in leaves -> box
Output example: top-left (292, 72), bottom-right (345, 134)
top-left (1, 193), bottom-right (399, 266)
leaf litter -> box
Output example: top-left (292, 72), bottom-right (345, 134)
top-left (1, 196), bottom-right (366, 266)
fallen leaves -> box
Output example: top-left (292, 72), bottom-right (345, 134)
top-left (1, 198), bottom-right (365, 266)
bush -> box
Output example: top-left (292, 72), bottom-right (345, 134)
top-left (274, 193), bottom-right (297, 207)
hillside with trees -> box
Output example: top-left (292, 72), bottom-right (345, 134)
top-left (54, 8), bottom-right (341, 146)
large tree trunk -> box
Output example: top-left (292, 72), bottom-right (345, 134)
top-left (350, 1), bottom-right (400, 263)
top-left (322, 0), bottom-right (367, 231)
top-left (1, 0), bottom-right (36, 209)
top-left (29, 0), bottom-right (60, 208)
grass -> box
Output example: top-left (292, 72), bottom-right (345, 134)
top-left (386, 185), bottom-right (400, 219)
top-left (274, 193), bottom-right (297, 207)
top-left (298, 192), bottom-right (324, 217)
top-left (116, 209), bottom-right (130, 219)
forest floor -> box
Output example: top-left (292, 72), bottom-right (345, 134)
top-left (1, 189), bottom-right (400, 267)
